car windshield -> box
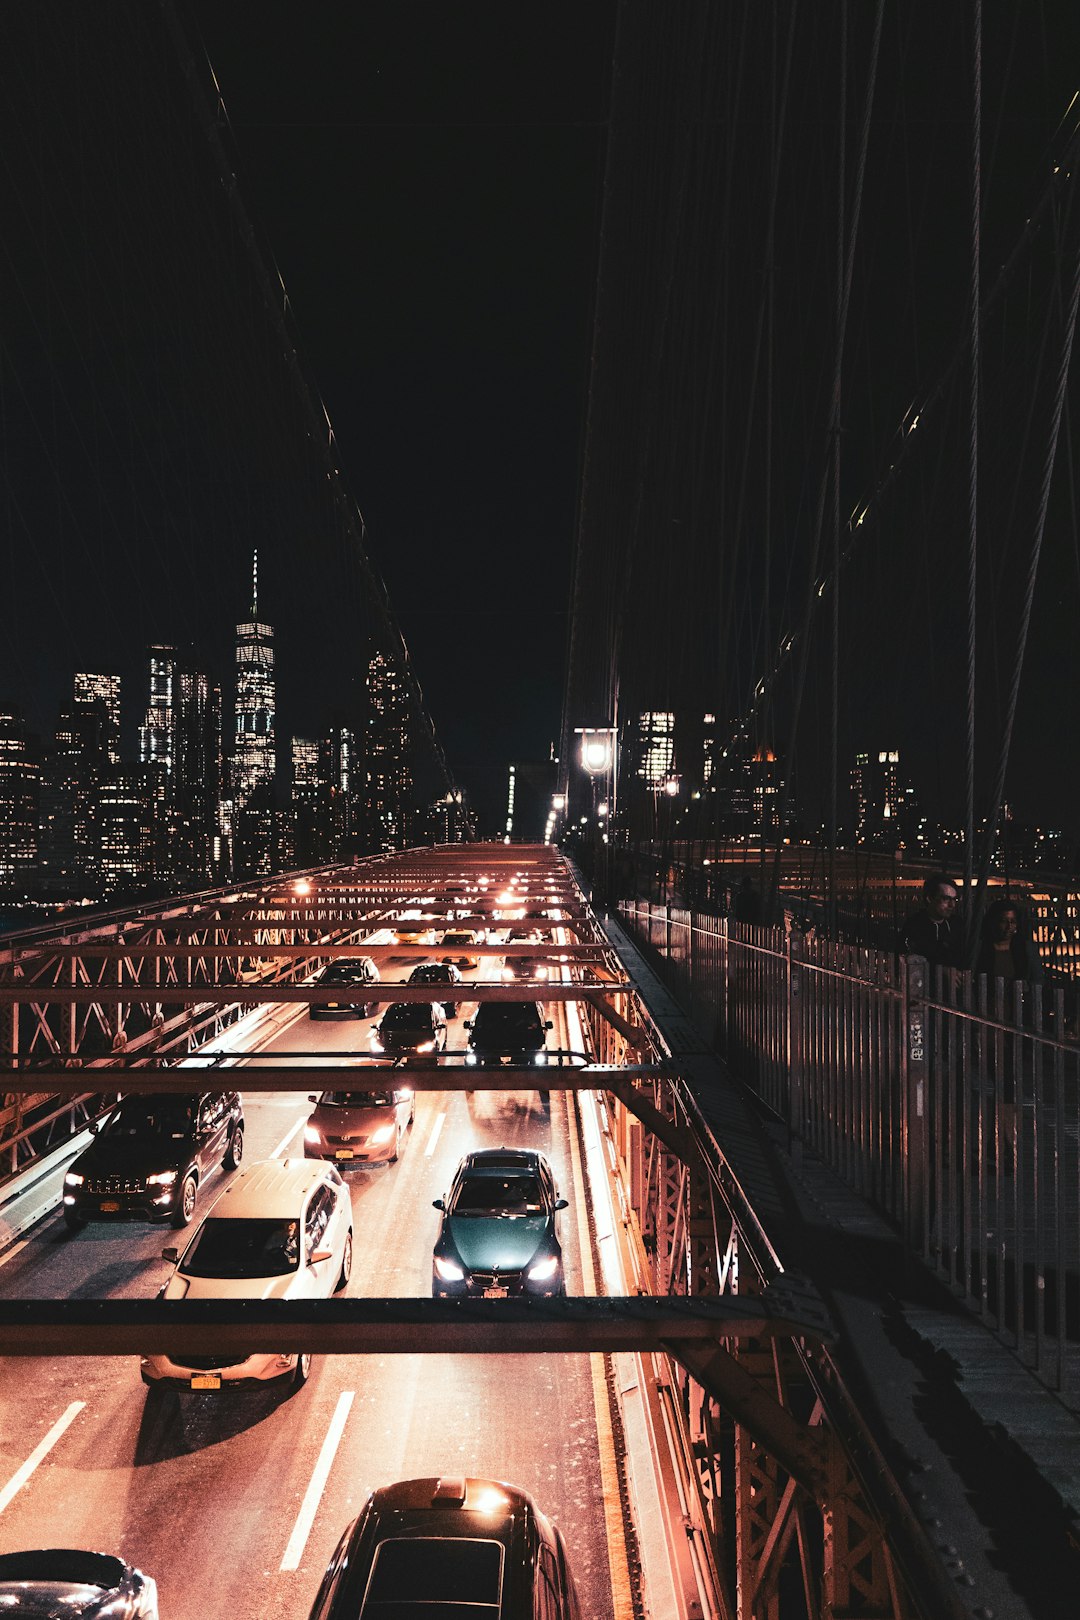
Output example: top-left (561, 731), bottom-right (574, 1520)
top-left (362, 1537), bottom-right (503, 1614)
top-left (180, 1217), bottom-right (300, 1277)
top-left (411, 965), bottom-right (450, 981)
top-left (384, 1003), bottom-right (434, 1029)
top-left (102, 1097), bottom-right (196, 1139)
top-left (320, 962), bottom-right (369, 982)
top-left (324, 1090), bottom-right (395, 1108)
top-left (473, 1005), bottom-right (541, 1036)
top-left (443, 933), bottom-right (474, 946)
top-left (453, 1173), bottom-right (544, 1216)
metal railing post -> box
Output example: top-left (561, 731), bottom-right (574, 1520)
top-left (902, 953), bottom-right (930, 1252)
top-left (787, 924), bottom-right (805, 1164)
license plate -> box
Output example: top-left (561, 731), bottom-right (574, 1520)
top-left (335, 1149), bottom-right (354, 1160)
top-left (325, 1002), bottom-right (339, 1009)
top-left (99, 1200), bottom-right (120, 1212)
top-left (482, 1286), bottom-right (508, 1299)
top-left (191, 1373), bottom-right (221, 1390)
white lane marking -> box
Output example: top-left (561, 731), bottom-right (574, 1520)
top-left (280, 1390), bottom-right (355, 1570)
top-left (0, 1401), bottom-right (85, 1516)
top-left (0, 1235), bottom-right (32, 1272)
top-left (271, 1117), bottom-right (307, 1160)
top-left (423, 1111), bottom-right (446, 1157)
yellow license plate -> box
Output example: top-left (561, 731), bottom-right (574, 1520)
top-left (99, 1200), bottom-right (120, 1212)
top-left (482, 1287), bottom-right (508, 1299)
top-left (191, 1373), bottom-right (221, 1390)
top-left (335, 1149), bottom-right (354, 1160)
top-left (325, 1001), bottom-right (339, 1009)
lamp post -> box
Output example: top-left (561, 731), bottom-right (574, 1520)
top-left (574, 727), bottom-right (617, 904)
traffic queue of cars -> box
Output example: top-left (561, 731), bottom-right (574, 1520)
top-left (24, 911), bottom-right (584, 1619)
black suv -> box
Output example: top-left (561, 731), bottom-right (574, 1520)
top-left (310, 956), bottom-right (381, 1018)
top-left (464, 1000), bottom-right (552, 1066)
top-left (408, 959), bottom-right (463, 1016)
top-left (63, 1091), bottom-right (244, 1231)
top-left (306, 1476), bottom-right (581, 1620)
top-left (372, 1001), bottom-right (447, 1057)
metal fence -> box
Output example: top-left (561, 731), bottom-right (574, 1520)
top-left (619, 898), bottom-right (1080, 1389)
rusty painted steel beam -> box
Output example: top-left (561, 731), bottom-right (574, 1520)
top-left (14, 943), bottom-right (608, 960)
top-left (0, 981), bottom-right (625, 1005)
top-left (0, 1061), bottom-right (674, 1095)
top-left (0, 1290), bottom-right (833, 1358)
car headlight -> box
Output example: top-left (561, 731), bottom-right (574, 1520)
top-left (303, 1124), bottom-right (322, 1145)
top-left (465, 1051), bottom-right (477, 1066)
top-left (416, 1040), bottom-right (436, 1054)
top-left (534, 1051), bottom-right (548, 1066)
top-left (146, 1169), bottom-right (177, 1186)
top-left (64, 1172), bottom-right (85, 1187)
top-left (434, 1256), bottom-right (465, 1282)
top-left (528, 1254), bottom-right (560, 1282)
top-left (370, 1124), bottom-right (395, 1145)
top-left (370, 1038), bottom-right (384, 1053)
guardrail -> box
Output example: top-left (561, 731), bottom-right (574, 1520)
top-left (619, 897), bottom-right (1080, 1391)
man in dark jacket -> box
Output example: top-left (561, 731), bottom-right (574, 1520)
top-left (900, 875), bottom-right (960, 968)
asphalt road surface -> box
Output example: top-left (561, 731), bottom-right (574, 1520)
top-left (0, 962), bottom-right (621, 1619)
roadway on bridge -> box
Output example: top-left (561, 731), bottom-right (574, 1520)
top-left (0, 958), bottom-right (626, 1619)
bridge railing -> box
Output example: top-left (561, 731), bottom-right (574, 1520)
top-left (619, 898), bottom-right (1080, 1389)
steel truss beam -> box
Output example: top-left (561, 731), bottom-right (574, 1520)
top-left (0, 1290), bottom-right (830, 1360)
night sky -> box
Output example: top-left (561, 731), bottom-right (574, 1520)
top-left (6, 4), bottom-right (1080, 845)
top-left (0, 3), bottom-right (612, 832)
top-left (181, 2), bottom-right (614, 823)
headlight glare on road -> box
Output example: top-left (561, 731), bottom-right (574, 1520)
top-left (434, 1256), bottom-right (465, 1282)
top-left (146, 1169), bottom-right (177, 1186)
top-left (416, 1040), bottom-right (436, 1053)
top-left (528, 1254), bottom-right (560, 1282)
top-left (64, 1172), bottom-right (85, 1187)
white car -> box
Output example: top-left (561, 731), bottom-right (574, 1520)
top-left (141, 1157), bottom-right (352, 1393)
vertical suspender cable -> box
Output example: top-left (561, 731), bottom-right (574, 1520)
top-left (771, 0), bottom-right (884, 904)
top-left (828, 3), bottom-right (847, 936)
top-left (970, 179), bottom-right (1080, 954)
top-left (963, 0), bottom-right (982, 929)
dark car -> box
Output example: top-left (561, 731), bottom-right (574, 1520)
top-left (310, 956), bottom-right (381, 1018)
top-left (464, 1000), bottom-right (552, 1066)
top-left (305, 1476), bottom-right (581, 1620)
top-left (432, 1148), bottom-right (568, 1297)
top-left (304, 1086), bottom-right (415, 1166)
top-left (62, 1091), bottom-right (244, 1231)
top-left (372, 1000), bottom-right (447, 1057)
top-left (0, 1548), bottom-right (158, 1618)
top-left (408, 959), bottom-right (463, 1016)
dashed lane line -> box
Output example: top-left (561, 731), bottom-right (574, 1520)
top-left (423, 1110), bottom-right (446, 1156)
top-left (0, 1402), bottom-right (85, 1517)
top-left (280, 1390), bottom-right (355, 1571)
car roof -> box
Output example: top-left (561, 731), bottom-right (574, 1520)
top-left (461, 1147), bottom-right (545, 1173)
top-left (199, 1157), bottom-right (333, 1218)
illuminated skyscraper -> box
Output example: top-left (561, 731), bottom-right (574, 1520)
top-left (0, 709), bottom-right (40, 889)
top-left (366, 651), bottom-right (411, 851)
top-left (74, 672), bottom-right (121, 763)
top-left (636, 710), bottom-right (675, 787)
top-left (232, 550), bottom-right (276, 807)
top-left (138, 646), bottom-right (177, 775)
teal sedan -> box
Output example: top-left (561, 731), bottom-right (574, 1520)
top-left (432, 1147), bottom-right (568, 1298)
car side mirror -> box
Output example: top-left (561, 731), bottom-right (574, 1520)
top-left (463, 1020), bottom-right (472, 1030)
top-left (545, 1020), bottom-right (553, 1030)
top-left (554, 1198), bottom-right (569, 1211)
top-left (88, 1120), bottom-right (99, 1135)
top-left (309, 1248), bottom-right (333, 1265)
top-left (308, 1094), bottom-right (318, 1104)
top-left (161, 1246), bottom-right (179, 1264)
top-left (432, 1198), bottom-right (445, 1211)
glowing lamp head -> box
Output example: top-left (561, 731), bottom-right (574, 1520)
top-left (663, 778), bottom-right (679, 796)
top-left (581, 735), bottom-right (613, 774)
top-left (293, 878), bottom-right (312, 896)
top-left (552, 793), bottom-right (566, 811)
